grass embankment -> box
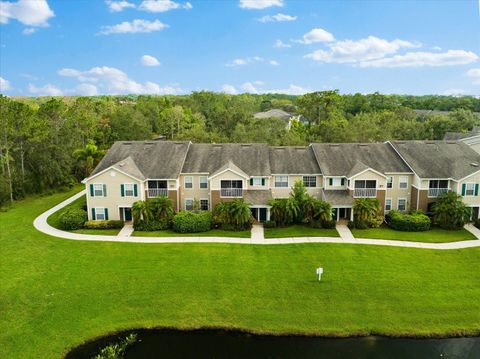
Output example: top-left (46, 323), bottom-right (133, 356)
top-left (46, 194), bottom-right (121, 236)
top-left (352, 226), bottom-right (476, 243)
top-left (132, 229), bottom-right (251, 238)
top-left (1, 188), bottom-right (480, 358)
top-left (264, 224), bottom-right (339, 238)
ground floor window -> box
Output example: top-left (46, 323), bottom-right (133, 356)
top-left (397, 198), bottom-right (407, 211)
top-left (185, 199), bottom-right (194, 210)
top-left (385, 198), bottom-right (392, 212)
top-left (94, 207), bottom-right (108, 220)
top-left (200, 199), bottom-right (209, 211)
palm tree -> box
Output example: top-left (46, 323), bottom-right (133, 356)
top-left (132, 200), bottom-right (152, 222)
top-left (228, 199), bottom-right (252, 228)
top-left (433, 191), bottom-right (471, 229)
top-left (73, 140), bottom-right (104, 177)
top-left (285, 197), bottom-right (299, 224)
top-left (353, 198), bottom-right (381, 222)
top-left (313, 199), bottom-right (332, 222)
top-left (148, 196), bottom-right (174, 220)
top-left (303, 196), bottom-right (316, 223)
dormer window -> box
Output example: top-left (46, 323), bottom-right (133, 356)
top-left (250, 177), bottom-right (265, 186)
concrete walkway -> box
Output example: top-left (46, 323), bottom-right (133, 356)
top-left (336, 224), bottom-right (355, 241)
top-left (33, 190), bottom-right (480, 250)
top-left (118, 223), bottom-right (134, 237)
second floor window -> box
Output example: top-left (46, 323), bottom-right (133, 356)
top-left (250, 177), bottom-right (265, 186)
top-left (93, 183), bottom-right (105, 197)
top-left (185, 176), bottom-right (193, 189)
top-left (329, 178), bottom-right (345, 186)
top-left (123, 184), bottom-right (135, 197)
top-left (399, 176), bottom-right (408, 189)
top-left (199, 176), bottom-right (208, 189)
top-left (465, 183), bottom-right (475, 196)
top-left (274, 175), bottom-right (288, 188)
top-left (303, 176), bottom-right (316, 188)
top-left (387, 176), bottom-right (393, 188)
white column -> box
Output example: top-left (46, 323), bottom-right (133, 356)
top-left (336, 208), bottom-right (339, 221)
top-left (350, 208), bottom-right (354, 221)
top-left (267, 208), bottom-right (270, 221)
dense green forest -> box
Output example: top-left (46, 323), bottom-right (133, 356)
top-left (1, 92), bottom-right (479, 205)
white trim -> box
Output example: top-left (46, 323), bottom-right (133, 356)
top-left (208, 167), bottom-right (249, 180)
top-left (199, 176), bottom-right (208, 189)
top-left (199, 198), bottom-right (209, 211)
top-left (92, 183), bottom-right (105, 197)
top-left (385, 197), bottom-right (392, 213)
top-left (386, 176), bottom-right (393, 189)
top-left (94, 207), bottom-right (106, 221)
top-left (270, 173), bottom-right (322, 176)
top-left (386, 141), bottom-right (419, 178)
top-left (458, 168), bottom-right (480, 182)
top-left (122, 183), bottom-right (135, 197)
top-left (347, 167), bottom-right (387, 180)
top-left (273, 175), bottom-right (289, 188)
top-left (397, 198), bottom-right (407, 211)
top-left (85, 166), bottom-right (142, 183)
top-left (464, 182), bottom-right (476, 197)
top-left (184, 198), bottom-right (194, 211)
top-left (398, 176), bottom-right (409, 189)
top-left (184, 176), bottom-right (193, 189)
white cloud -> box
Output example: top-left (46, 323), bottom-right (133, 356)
top-left (141, 55), bottom-right (161, 66)
top-left (297, 28), bottom-right (335, 44)
top-left (221, 84), bottom-right (237, 94)
top-left (0, 77), bottom-right (11, 91)
top-left (98, 19), bottom-right (168, 35)
top-left (139, 0), bottom-right (192, 12)
top-left (22, 27), bottom-right (36, 35)
top-left (0, 0), bottom-right (54, 27)
top-left (443, 89), bottom-right (467, 96)
top-left (305, 36), bottom-right (420, 63)
top-left (274, 39), bottom-right (291, 48)
top-left (28, 83), bottom-right (63, 96)
top-left (257, 13), bottom-right (296, 23)
top-left (240, 81), bottom-right (308, 95)
top-left (105, 1), bottom-right (135, 12)
top-left (239, 0), bottom-right (283, 9)
top-left (75, 83), bottom-right (98, 96)
top-left (226, 58), bottom-right (249, 67)
top-left (242, 82), bottom-right (259, 93)
top-left (226, 56), bottom-right (279, 67)
top-left (466, 68), bottom-right (480, 85)
top-left (58, 65), bottom-right (182, 95)
top-left (432, 46), bottom-right (442, 51)
top-left (269, 60), bottom-right (279, 66)
top-left (358, 49), bottom-right (479, 68)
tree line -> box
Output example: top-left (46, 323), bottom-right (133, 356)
top-left (1, 91), bottom-right (479, 206)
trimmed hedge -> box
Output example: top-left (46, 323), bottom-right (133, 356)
top-left (263, 220), bottom-right (276, 228)
top-left (84, 220), bottom-right (125, 230)
top-left (59, 208), bottom-right (87, 230)
top-left (322, 219), bottom-right (336, 229)
top-left (348, 219), bottom-right (369, 230)
top-left (133, 219), bottom-right (170, 231)
top-left (387, 210), bottom-right (431, 232)
top-left (172, 211), bottom-right (212, 233)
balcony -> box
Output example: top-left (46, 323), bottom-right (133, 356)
top-left (147, 188), bottom-right (168, 198)
top-left (353, 188), bottom-right (377, 198)
top-left (220, 188), bottom-right (243, 198)
top-left (428, 188), bottom-right (449, 198)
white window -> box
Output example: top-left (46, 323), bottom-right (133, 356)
top-left (303, 176), bottom-right (317, 188)
top-left (399, 176), bottom-right (408, 189)
top-left (465, 183), bottom-right (475, 196)
top-left (274, 175), bottom-right (288, 188)
top-left (199, 176), bottom-right (208, 189)
top-left (397, 198), bottom-right (407, 211)
top-left (93, 183), bottom-right (104, 197)
top-left (95, 208), bottom-right (105, 220)
top-left (252, 177), bottom-right (263, 186)
top-left (385, 198), bottom-right (392, 212)
top-left (387, 176), bottom-right (393, 189)
top-left (329, 178), bottom-right (344, 187)
top-left (200, 199), bottom-right (209, 211)
top-left (185, 199), bottom-right (194, 210)
top-left (124, 183), bottom-right (134, 197)
top-left (184, 176), bottom-right (193, 189)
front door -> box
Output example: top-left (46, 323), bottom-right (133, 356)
top-left (251, 208), bottom-right (258, 221)
top-left (124, 208), bottom-right (132, 221)
top-left (259, 208), bottom-right (267, 222)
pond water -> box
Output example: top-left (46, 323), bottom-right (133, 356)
top-left (67, 329), bottom-right (480, 359)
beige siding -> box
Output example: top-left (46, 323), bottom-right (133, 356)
top-left (179, 174), bottom-right (210, 210)
top-left (349, 170), bottom-right (386, 188)
top-left (270, 175), bottom-right (322, 199)
top-left (458, 171), bottom-right (480, 206)
top-left (385, 174), bottom-right (414, 211)
top-left (86, 169), bottom-right (142, 220)
top-left (210, 170), bottom-right (247, 190)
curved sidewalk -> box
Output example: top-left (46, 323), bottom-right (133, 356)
top-left (33, 190), bottom-right (480, 250)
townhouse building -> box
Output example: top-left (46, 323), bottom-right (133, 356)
top-left (84, 140), bottom-right (480, 223)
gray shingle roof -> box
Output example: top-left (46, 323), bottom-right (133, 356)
top-left (322, 190), bottom-right (354, 206)
top-left (311, 143), bottom-right (411, 176)
top-left (390, 141), bottom-right (480, 179)
top-left (444, 127), bottom-right (480, 141)
top-left (181, 143), bottom-right (271, 176)
top-left (269, 146), bottom-right (321, 174)
top-left (90, 140), bottom-right (190, 179)
top-left (244, 190), bottom-right (273, 205)
top-left (253, 109), bottom-right (293, 120)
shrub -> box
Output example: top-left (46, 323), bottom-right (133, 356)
top-left (310, 219), bottom-right (323, 229)
top-left (133, 218), bottom-right (170, 231)
top-left (475, 219), bottom-right (480, 230)
top-left (347, 220), bottom-right (355, 230)
top-left (59, 208), bottom-right (87, 230)
top-left (321, 219), bottom-right (336, 229)
top-left (172, 211), bottom-right (212, 233)
top-left (353, 219), bottom-right (369, 230)
top-left (214, 200), bottom-right (253, 230)
top-left (433, 191), bottom-right (472, 230)
top-left (263, 220), bottom-right (276, 228)
top-left (388, 210), bottom-right (431, 232)
top-left (84, 220), bottom-right (125, 230)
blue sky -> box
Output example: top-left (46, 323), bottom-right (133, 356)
top-left (0, 0), bottom-right (479, 96)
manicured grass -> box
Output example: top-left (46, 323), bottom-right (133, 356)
top-left (46, 193), bottom-right (120, 236)
top-left (264, 224), bottom-right (339, 238)
top-left (352, 226), bottom-right (476, 243)
top-left (133, 229), bottom-right (251, 238)
top-left (1, 188), bottom-right (480, 358)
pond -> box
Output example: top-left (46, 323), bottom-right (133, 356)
top-left (67, 329), bottom-right (480, 359)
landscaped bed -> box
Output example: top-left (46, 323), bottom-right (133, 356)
top-left (264, 225), bottom-right (339, 238)
top-left (132, 229), bottom-right (251, 238)
top-left (1, 188), bottom-right (480, 358)
top-left (46, 193), bottom-right (121, 236)
top-left (352, 226), bottom-right (476, 243)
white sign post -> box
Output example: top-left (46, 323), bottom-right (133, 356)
top-left (316, 267), bottom-right (323, 281)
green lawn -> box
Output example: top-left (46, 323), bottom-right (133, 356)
top-left (46, 193), bottom-right (121, 236)
top-left (352, 226), bottom-right (476, 243)
top-left (133, 229), bottom-right (251, 238)
top-left (1, 188), bottom-right (480, 358)
top-left (264, 224), bottom-right (339, 238)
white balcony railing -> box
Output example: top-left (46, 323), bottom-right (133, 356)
top-left (353, 188), bottom-right (377, 198)
top-left (428, 188), bottom-right (449, 198)
top-left (220, 188), bottom-right (243, 197)
top-left (147, 188), bottom-right (168, 198)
